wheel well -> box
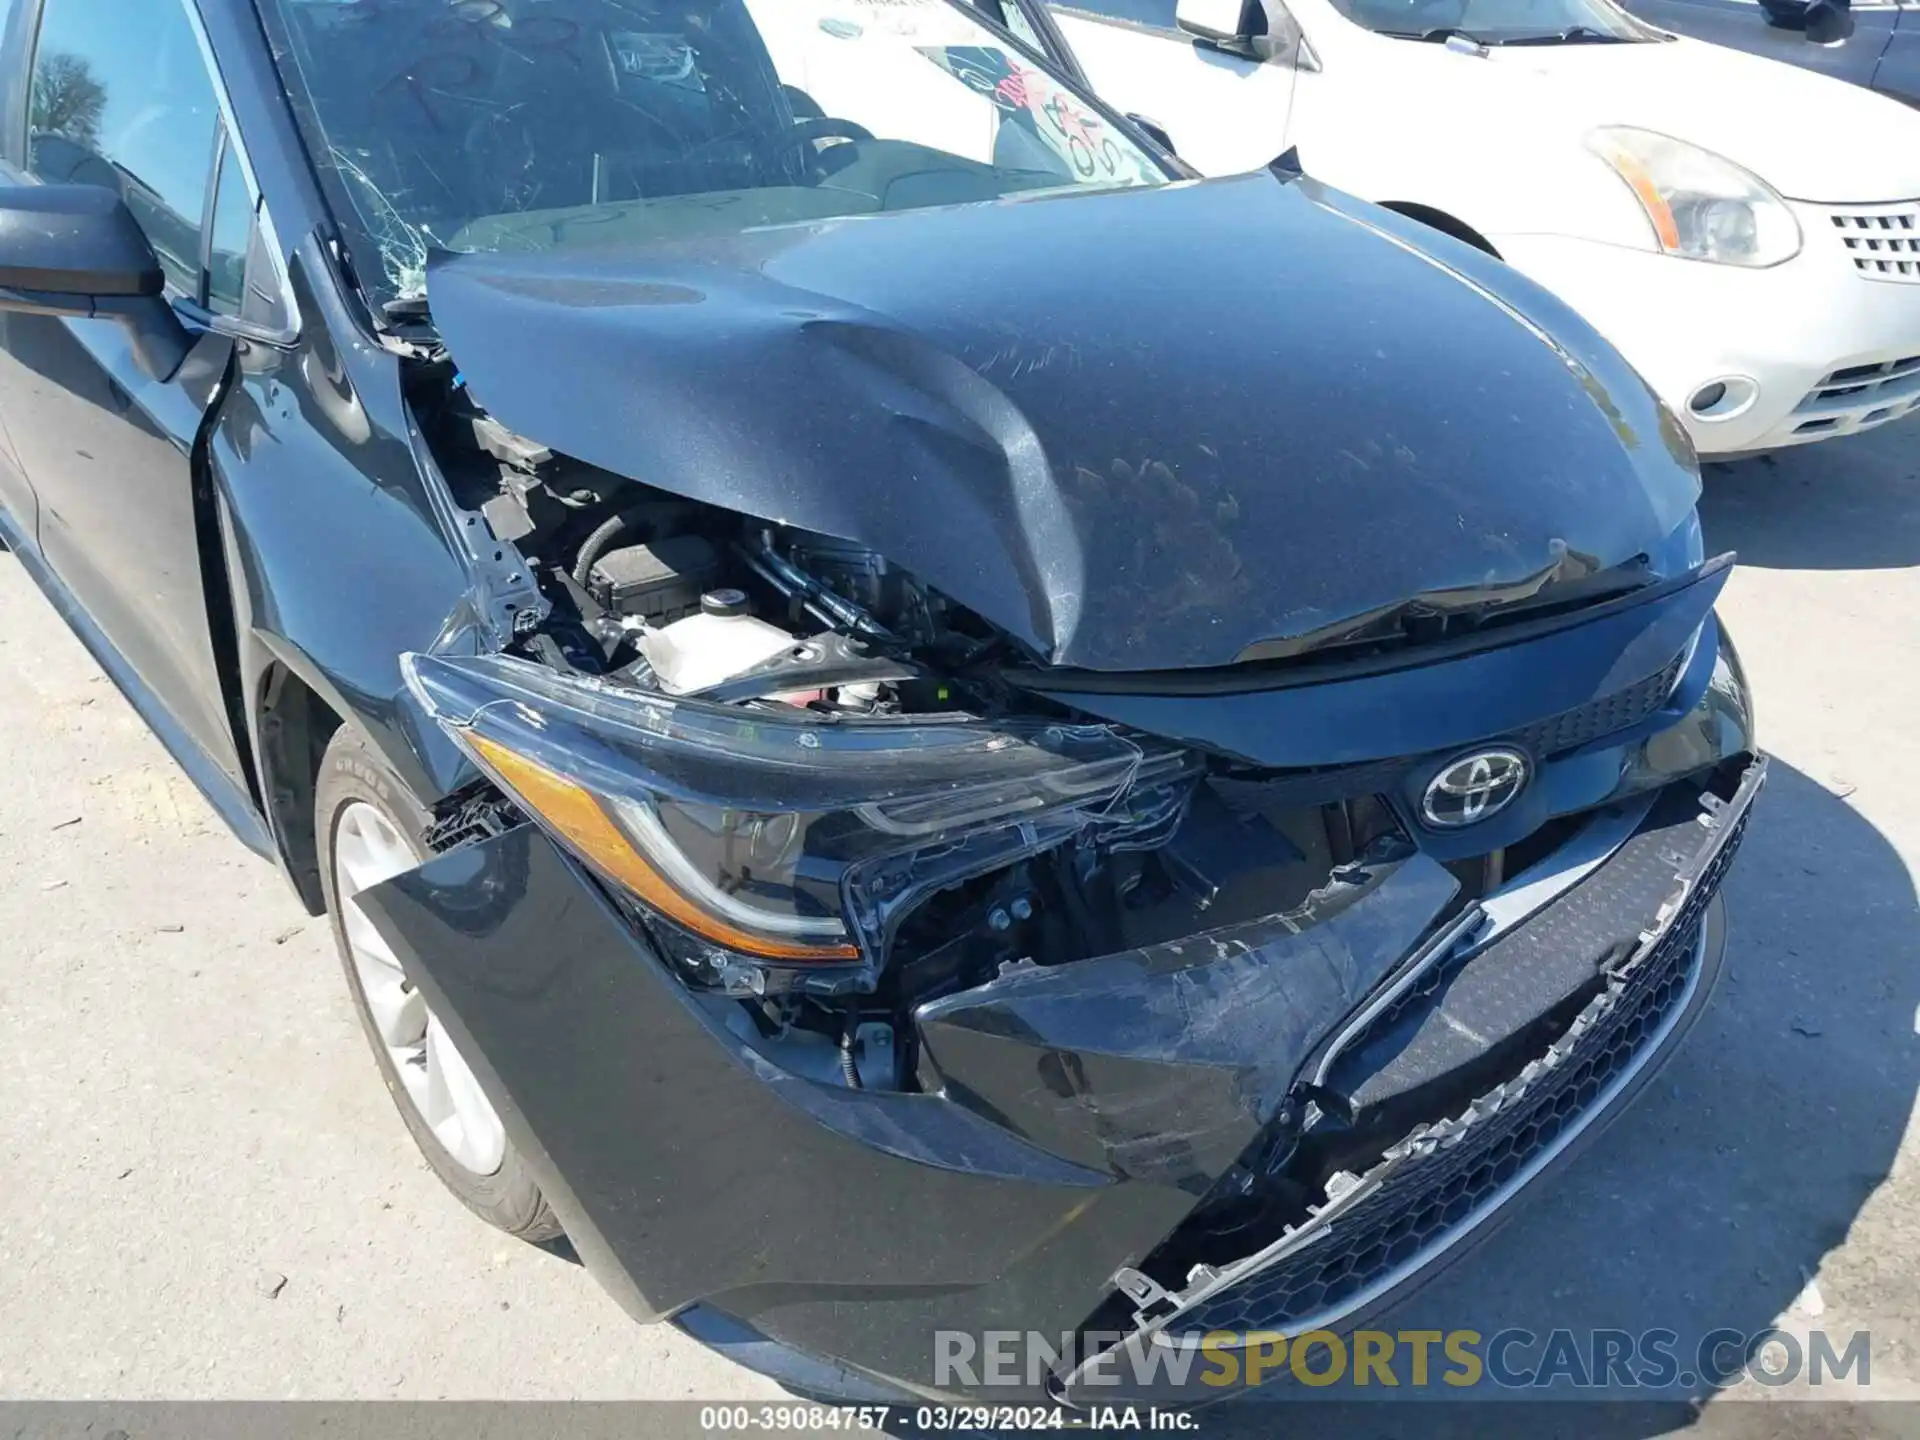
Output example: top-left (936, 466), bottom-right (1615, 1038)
top-left (258, 666), bottom-right (345, 916)
top-left (1381, 203), bottom-right (1502, 259)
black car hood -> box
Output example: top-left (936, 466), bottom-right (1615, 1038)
top-left (428, 172), bottom-right (1701, 672)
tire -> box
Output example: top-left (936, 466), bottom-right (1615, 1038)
top-left (315, 726), bottom-right (561, 1242)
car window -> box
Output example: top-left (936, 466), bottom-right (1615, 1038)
top-left (1053, 0), bottom-right (1181, 29)
top-left (974, 0), bottom-right (1052, 51)
top-left (27, 0), bottom-right (221, 298)
top-left (206, 131), bottom-right (255, 318)
top-left (257, 0), bottom-right (1169, 313)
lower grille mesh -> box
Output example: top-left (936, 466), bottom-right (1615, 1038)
top-left (1790, 354), bottom-right (1920, 439)
top-left (1169, 803), bottom-right (1748, 1338)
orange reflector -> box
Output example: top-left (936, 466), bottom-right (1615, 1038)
top-left (468, 733), bottom-right (860, 963)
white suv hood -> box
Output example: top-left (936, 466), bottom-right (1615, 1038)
top-left (1481, 36), bottom-right (1920, 203)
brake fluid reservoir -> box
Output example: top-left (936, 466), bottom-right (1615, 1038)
top-left (639, 591), bottom-right (796, 694)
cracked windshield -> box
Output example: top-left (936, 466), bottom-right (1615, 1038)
top-left (258, 0), bottom-right (1166, 307)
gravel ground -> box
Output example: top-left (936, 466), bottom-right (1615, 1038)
top-left (0, 421), bottom-right (1916, 1425)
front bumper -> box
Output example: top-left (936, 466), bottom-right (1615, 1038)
top-left (359, 727), bottom-right (1762, 1408)
top-left (1058, 762), bottom-right (1757, 1404)
top-left (1495, 203), bottom-right (1920, 456)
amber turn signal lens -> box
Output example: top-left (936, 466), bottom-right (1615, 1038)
top-left (1594, 139), bottom-right (1683, 252)
top-left (467, 734), bottom-right (861, 963)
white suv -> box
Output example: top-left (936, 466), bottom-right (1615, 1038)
top-left (982, 0), bottom-right (1920, 456)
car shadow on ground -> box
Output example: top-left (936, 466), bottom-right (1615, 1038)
top-left (1189, 757), bottom-right (1919, 1437)
top-left (1701, 427), bottom-right (1920, 571)
top-left (533, 1234), bottom-right (582, 1265)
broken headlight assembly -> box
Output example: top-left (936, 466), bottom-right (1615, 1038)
top-left (403, 652), bottom-right (1197, 992)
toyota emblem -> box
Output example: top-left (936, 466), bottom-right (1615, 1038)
top-left (1421, 748), bottom-right (1531, 828)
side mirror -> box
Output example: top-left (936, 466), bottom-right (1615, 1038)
top-left (1803, 0), bottom-right (1854, 42)
top-left (1756, 0), bottom-right (1850, 36)
top-left (1176, 0), bottom-right (1304, 63)
top-left (0, 183), bottom-right (190, 380)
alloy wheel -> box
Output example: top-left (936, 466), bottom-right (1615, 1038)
top-left (333, 801), bottom-right (507, 1177)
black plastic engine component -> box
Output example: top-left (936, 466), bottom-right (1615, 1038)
top-left (786, 533), bottom-right (903, 619)
top-left (1158, 780), bottom-right (1306, 911)
top-left (588, 535), bottom-right (721, 624)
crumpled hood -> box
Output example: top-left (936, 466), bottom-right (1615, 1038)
top-left (430, 172), bottom-right (1700, 672)
top-left (1478, 36), bottom-right (1920, 202)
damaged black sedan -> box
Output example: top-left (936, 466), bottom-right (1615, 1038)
top-left (0, 0), bottom-right (1760, 1407)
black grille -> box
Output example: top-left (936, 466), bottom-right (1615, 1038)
top-left (1231, 650), bottom-right (1687, 813)
top-left (1509, 652), bottom-right (1686, 759)
top-left (1170, 802), bottom-right (1747, 1339)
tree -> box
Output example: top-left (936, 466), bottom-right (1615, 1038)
top-left (30, 52), bottom-right (106, 151)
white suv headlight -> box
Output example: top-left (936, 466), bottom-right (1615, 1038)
top-left (1588, 126), bottom-right (1802, 268)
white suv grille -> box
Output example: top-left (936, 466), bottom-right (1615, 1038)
top-left (1831, 204), bottom-right (1920, 282)
top-left (1787, 354), bottom-right (1920, 440)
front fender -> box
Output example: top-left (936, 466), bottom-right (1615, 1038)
top-left (213, 241), bottom-right (489, 835)
top-left (1294, 62), bottom-right (1654, 249)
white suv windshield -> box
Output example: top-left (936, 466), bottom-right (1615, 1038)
top-left (1336, 0), bottom-right (1656, 43)
top-left (258, 0), bottom-right (1167, 309)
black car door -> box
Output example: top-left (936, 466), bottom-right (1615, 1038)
top-left (0, 0), bottom-right (257, 802)
top-left (1618, 0), bottom-right (1898, 88)
top-left (1876, 1), bottom-right (1920, 103)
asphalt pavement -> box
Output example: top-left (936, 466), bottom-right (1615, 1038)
top-left (2, 419), bottom-right (1918, 1428)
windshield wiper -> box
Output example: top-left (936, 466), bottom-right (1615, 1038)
top-left (1382, 22), bottom-right (1635, 45)
top-left (1378, 25), bottom-right (1494, 43)
top-left (1498, 25), bottom-right (1637, 43)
